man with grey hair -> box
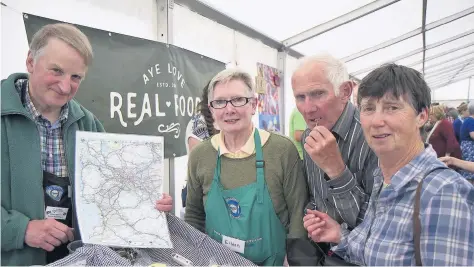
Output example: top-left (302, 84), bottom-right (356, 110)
top-left (291, 54), bottom-right (378, 252)
top-left (1, 23), bottom-right (104, 265)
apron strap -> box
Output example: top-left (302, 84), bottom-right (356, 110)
top-left (213, 130), bottom-right (265, 204)
top-left (254, 130), bottom-right (265, 204)
top-left (214, 149), bottom-right (222, 183)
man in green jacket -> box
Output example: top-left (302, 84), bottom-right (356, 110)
top-left (1, 23), bottom-right (105, 266)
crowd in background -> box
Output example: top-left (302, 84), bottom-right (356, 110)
top-left (423, 102), bottom-right (474, 183)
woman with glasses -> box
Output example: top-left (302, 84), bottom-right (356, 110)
top-left (156, 68), bottom-right (308, 266)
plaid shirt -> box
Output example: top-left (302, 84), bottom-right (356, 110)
top-left (15, 79), bottom-right (69, 177)
top-left (334, 145), bottom-right (474, 266)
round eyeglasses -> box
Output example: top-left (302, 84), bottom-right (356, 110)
top-left (209, 97), bottom-right (252, 109)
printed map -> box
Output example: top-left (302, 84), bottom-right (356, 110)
top-left (75, 131), bottom-right (172, 248)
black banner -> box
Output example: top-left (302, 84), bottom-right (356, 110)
top-left (23, 14), bottom-right (225, 158)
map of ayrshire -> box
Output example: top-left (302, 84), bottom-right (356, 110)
top-left (74, 131), bottom-right (172, 248)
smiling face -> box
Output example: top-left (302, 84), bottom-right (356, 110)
top-left (359, 93), bottom-right (428, 157)
top-left (291, 62), bottom-right (351, 130)
top-left (210, 79), bottom-right (256, 135)
top-left (26, 37), bottom-right (87, 114)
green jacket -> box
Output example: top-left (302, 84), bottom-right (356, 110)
top-left (1, 73), bottom-right (105, 266)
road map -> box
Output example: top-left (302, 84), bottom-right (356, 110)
top-left (74, 131), bottom-right (172, 248)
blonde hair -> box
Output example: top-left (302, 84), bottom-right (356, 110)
top-left (29, 23), bottom-right (93, 66)
top-left (207, 68), bottom-right (255, 102)
top-left (430, 105), bottom-right (446, 121)
top-left (458, 103), bottom-right (468, 114)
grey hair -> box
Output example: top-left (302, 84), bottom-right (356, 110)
top-left (468, 102), bottom-right (474, 116)
top-left (296, 53), bottom-right (349, 95)
top-left (207, 68), bottom-right (255, 103)
top-left (29, 23), bottom-right (93, 67)
top-left (447, 108), bottom-right (459, 120)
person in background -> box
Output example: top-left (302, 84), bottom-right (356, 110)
top-left (1, 23), bottom-right (105, 266)
top-left (292, 54), bottom-right (378, 253)
top-left (426, 105), bottom-right (461, 159)
top-left (181, 81), bottom-right (220, 212)
top-left (185, 81), bottom-right (220, 153)
top-left (440, 156), bottom-right (474, 183)
top-left (445, 106), bottom-right (454, 123)
top-left (453, 103), bottom-right (468, 142)
top-left (288, 107), bottom-right (307, 159)
top-left (304, 64), bottom-right (474, 266)
top-left (459, 101), bottom-right (474, 181)
top-left (446, 107), bottom-right (458, 123)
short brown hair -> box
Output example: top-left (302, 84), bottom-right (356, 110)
top-left (29, 23), bottom-right (93, 66)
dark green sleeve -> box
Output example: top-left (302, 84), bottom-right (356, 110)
top-left (283, 147), bottom-right (309, 238)
top-left (1, 119), bottom-right (30, 251)
top-left (1, 207), bottom-right (29, 251)
top-left (184, 150), bottom-right (206, 232)
top-left (93, 115), bottom-right (106, 132)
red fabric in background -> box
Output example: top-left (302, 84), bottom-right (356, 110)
top-left (428, 119), bottom-right (462, 159)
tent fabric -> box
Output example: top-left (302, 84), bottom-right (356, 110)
top-left (197, 0), bottom-right (474, 103)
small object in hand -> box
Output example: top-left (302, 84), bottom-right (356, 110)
top-left (304, 203), bottom-right (317, 215)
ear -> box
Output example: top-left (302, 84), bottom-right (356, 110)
top-left (417, 108), bottom-right (429, 127)
top-left (338, 81), bottom-right (353, 102)
top-left (26, 50), bottom-right (34, 73)
top-left (250, 97), bottom-right (257, 112)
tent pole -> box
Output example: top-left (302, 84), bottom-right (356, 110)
top-left (469, 77), bottom-right (472, 102)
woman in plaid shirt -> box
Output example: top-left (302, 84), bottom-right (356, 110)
top-left (303, 64), bottom-right (474, 266)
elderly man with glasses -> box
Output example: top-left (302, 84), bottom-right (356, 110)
top-left (156, 68), bottom-right (308, 266)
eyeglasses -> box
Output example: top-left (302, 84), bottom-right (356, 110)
top-left (209, 97), bottom-right (252, 109)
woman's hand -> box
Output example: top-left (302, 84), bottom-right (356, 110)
top-left (155, 193), bottom-right (173, 212)
top-left (303, 209), bottom-right (341, 244)
top-left (439, 156), bottom-right (458, 167)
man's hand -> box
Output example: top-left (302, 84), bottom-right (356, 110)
top-left (155, 193), bottom-right (173, 212)
top-left (304, 126), bottom-right (345, 178)
top-left (24, 219), bottom-right (74, 252)
top-left (303, 209), bottom-right (341, 244)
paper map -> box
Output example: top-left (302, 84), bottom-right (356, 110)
top-left (74, 131), bottom-right (172, 248)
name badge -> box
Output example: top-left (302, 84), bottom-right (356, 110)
top-left (45, 206), bottom-right (68, 220)
top-left (222, 235), bottom-right (245, 254)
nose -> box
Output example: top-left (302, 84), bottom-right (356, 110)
top-left (302, 96), bottom-right (318, 114)
top-left (370, 110), bottom-right (386, 127)
top-left (57, 77), bottom-right (72, 95)
top-left (223, 101), bottom-right (237, 114)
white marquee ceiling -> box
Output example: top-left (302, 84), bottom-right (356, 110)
top-left (199, 0), bottom-right (474, 94)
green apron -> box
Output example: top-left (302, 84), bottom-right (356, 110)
top-left (204, 130), bottom-right (287, 266)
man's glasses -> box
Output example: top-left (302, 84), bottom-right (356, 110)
top-left (209, 97), bottom-right (252, 109)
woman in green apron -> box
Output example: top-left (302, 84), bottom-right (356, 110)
top-left (157, 68), bottom-right (308, 266)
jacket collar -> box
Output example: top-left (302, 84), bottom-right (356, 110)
top-left (372, 144), bottom-right (447, 192)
